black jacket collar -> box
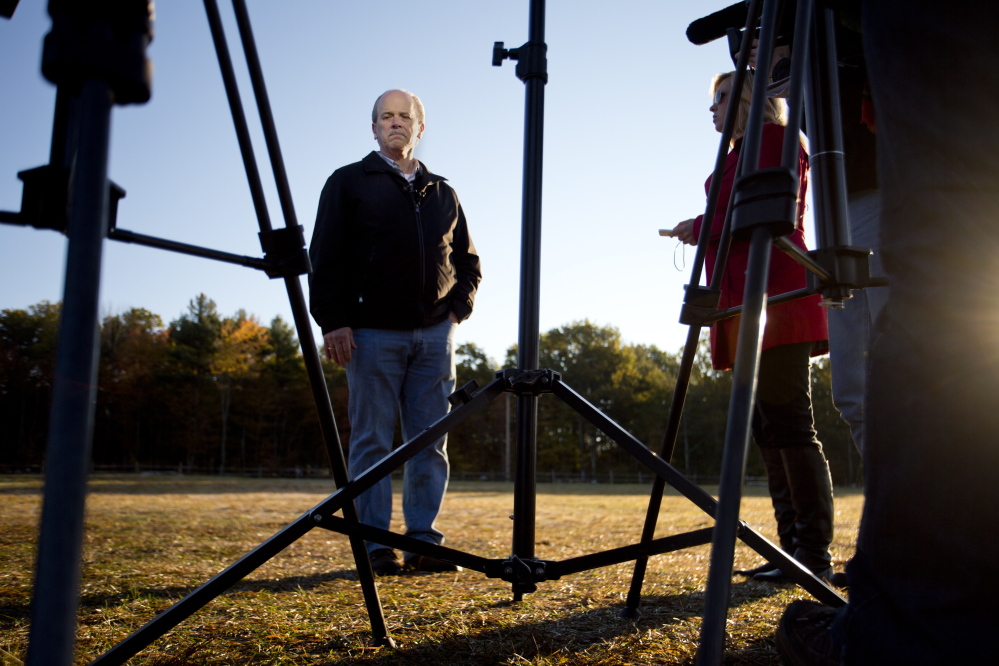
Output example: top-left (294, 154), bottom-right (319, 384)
top-left (361, 151), bottom-right (446, 190)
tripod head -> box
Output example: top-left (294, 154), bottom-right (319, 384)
top-left (690, 1), bottom-right (797, 72)
top-left (0, 1), bottom-right (151, 234)
top-left (43, 0), bottom-right (154, 105)
top-left (688, 1), bottom-right (798, 47)
top-left (1, 0), bottom-right (20, 19)
top-left (678, 0), bottom-right (877, 311)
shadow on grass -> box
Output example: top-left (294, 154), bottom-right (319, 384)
top-left (0, 569), bottom-right (367, 632)
top-left (0, 576), bottom-right (790, 665)
top-left (234, 568), bottom-right (361, 591)
top-left (298, 581), bottom-right (787, 666)
top-left (91, 568), bottom-right (366, 609)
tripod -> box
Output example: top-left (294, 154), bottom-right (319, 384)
top-left (624, 1), bottom-right (875, 663)
top-left (5, 1), bottom-right (865, 664)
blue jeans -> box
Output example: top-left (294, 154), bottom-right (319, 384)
top-left (826, 190), bottom-right (887, 452)
top-left (834, 3), bottom-right (999, 663)
top-left (345, 319), bottom-right (456, 555)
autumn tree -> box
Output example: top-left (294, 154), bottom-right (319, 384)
top-left (166, 294), bottom-right (222, 467)
top-left (0, 301), bottom-right (61, 466)
top-left (0, 297), bottom-right (855, 484)
top-left (211, 310), bottom-right (266, 471)
top-left (250, 316), bottom-right (309, 468)
top-left (522, 320), bottom-right (682, 480)
top-left (448, 343), bottom-right (505, 476)
top-left (94, 308), bottom-right (169, 466)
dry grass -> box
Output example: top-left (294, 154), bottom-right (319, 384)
top-left (0, 474), bottom-right (862, 665)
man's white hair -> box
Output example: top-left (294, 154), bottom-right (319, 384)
top-left (371, 89), bottom-right (425, 125)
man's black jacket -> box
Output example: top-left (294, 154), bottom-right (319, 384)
top-left (309, 151), bottom-right (481, 334)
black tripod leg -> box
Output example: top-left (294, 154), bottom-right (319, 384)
top-left (550, 376), bottom-right (846, 610)
top-left (503, 0), bottom-right (547, 602)
top-left (622, 324), bottom-right (701, 617)
top-left (91, 513), bottom-right (316, 665)
top-left (25, 79), bottom-right (113, 666)
top-left (511, 393), bottom-right (538, 601)
top-left (697, 227), bottom-right (772, 666)
top-left (286, 280), bottom-right (393, 647)
top-left (202, 0), bottom-right (392, 645)
top-left (738, 529), bottom-right (845, 607)
top-left (622, 0), bottom-right (767, 623)
top-left (551, 380), bottom-right (720, 516)
top-left (94, 374), bottom-right (505, 664)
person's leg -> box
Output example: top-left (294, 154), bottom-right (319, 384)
top-left (752, 343), bottom-right (834, 580)
top-left (833, 3), bottom-right (999, 662)
top-left (738, 406), bottom-right (797, 577)
top-left (759, 445), bottom-right (797, 554)
top-left (398, 318), bottom-right (456, 550)
top-left (827, 190), bottom-right (885, 452)
top-left (346, 327), bottom-right (408, 555)
top-left (736, 443), bottom-right (796, 576)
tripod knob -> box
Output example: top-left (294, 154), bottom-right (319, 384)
top-left (492, 41), bottom-right (511, 66)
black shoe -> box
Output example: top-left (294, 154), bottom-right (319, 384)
top-left (369, 548), bottom-right (402, 576)
top-left (828, 571), bottom-right (848, 588)
top-left (404, 554), bottom-right (461, 573)
top-left (775, 599), bottom-right (842, 666)
top-left (754, 564), bottom-right (833, 584)
top-left (734, 561), bottom-right (778, 576)
top-left (754, 567), bottom-right (792, 583)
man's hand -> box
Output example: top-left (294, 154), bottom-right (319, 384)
top-left (671, 218), bottom-right (698, 246)
top-left (448, 311), bottom-right (459, 325)
top-left (748, 38), bottom-right (792, 83)
top-left (324, 327), bottom-right (357, 367)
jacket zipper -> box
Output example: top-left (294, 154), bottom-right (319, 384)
top-left (412, 187), bottom-right (426, 321)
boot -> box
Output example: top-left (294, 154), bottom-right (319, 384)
top-left (756, 445), bottom-right (834, 582)
top-left (737, 446), bottom-right (796, 576)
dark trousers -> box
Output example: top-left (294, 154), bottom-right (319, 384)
top-left (752, 343), bottom-right (833, 570)
top-left (838, 2), bottom-right (999, 663)
top-left (753, 342), bottom-right (820, 450)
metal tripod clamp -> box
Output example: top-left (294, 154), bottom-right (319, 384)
top-left (448, 379), bottom-right (480, 406)
top-left (498, 368), bottom-right (560, 395)
top-left (807, 245), bottom-right (875, 305)
top-left (7, 164), bottom-right (126, 235)
top-left (257, 225), bottom-right (311, 279)
top-left (488, 555), bottom-right (550, 592)
top-left (730, 167), bottom-right (798, 242)
top-left (679, 284), bottom-right (723, 326)
top-left (492, 40), bottom-right (548, 84)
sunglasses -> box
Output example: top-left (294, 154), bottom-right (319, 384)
top-left (712, 89), bottom-right (728, 106)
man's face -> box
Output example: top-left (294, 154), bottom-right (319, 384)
top-left (372, 91), bottom-right (424, 157)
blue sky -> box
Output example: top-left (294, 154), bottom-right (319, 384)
top-left (2, 1), bottom-right (742, 366)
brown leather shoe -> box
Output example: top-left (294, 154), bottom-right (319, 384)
top-left (404, 554), bottom-right (461, 573)
top-left (369, 548), bottom-right (402, 576)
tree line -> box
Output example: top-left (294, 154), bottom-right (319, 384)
top-left (0, 296), bottom-right (860, 484)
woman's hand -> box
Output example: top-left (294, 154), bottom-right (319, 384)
top-left (670, 218), bottom-right (698, 245)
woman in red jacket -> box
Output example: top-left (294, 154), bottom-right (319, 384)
top-left (671, 71), bottom-right (835, 583)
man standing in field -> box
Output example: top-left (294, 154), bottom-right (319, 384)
top-left (309, 89), bottom-right (481, 575)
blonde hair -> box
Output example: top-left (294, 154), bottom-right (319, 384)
top-left (712, 71), bottom-right (786, 146)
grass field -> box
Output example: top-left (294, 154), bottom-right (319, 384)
top-left (0, 475), bottom-right (862, 665)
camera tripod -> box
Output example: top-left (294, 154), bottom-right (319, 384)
top-left (4, 1), bottom-right (866, 664)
